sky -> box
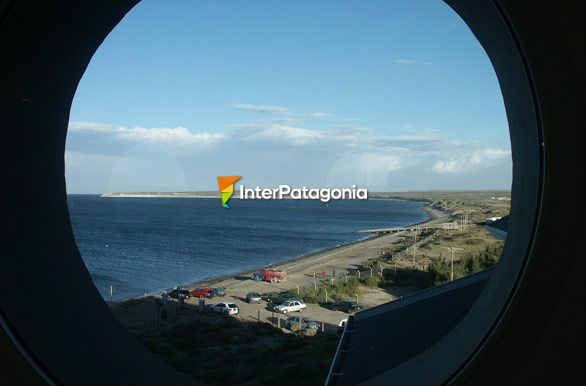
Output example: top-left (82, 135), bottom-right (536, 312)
top-left (66, 0), bottom-right (512, 194)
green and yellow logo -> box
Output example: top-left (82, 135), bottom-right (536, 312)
top-left (217, 176), bottom-right (241, 208)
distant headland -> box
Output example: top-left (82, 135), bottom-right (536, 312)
top-left (100, 191), bottom-right (220, 198)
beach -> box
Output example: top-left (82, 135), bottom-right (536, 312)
top-left (111, 204), bottom-right (449, 330)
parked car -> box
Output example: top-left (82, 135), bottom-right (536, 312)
top-left (211, 287), bottom-right (226, 297)
top-left (274, 300), bottom-right (306, 314)
top-left (331, 301), bottom-right (362, 313)
top-left (285, 316), bottom-right (320, 332)
top-left (208, 302), bottom-right (239, 315)
top-left (264, 293), bottom-right (300, 304)
top-left (191, 287), bottom-right (213, 298)
top-left (167, 288), bottom-right (190, 300)
top-left (338, 318), bottom-right (348, 334)
top-left (246, 292), bottom-right (263, 303)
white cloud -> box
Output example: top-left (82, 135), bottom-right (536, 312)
top-left (432, 159), bottom-right (461, 174)
top-left (116, 126), bottom-right (225, 145)
top-left (393, 58), bottom-right (417, 66)
top-left (393, 58), bottom-right (431, 66)
top-left (68, 122), bottom-right (225, 146)
top-left (238, 123), bottom-right (326, 145)
top-left (69, 121), bottom-right (114, 132)
top-left (305, 112), bottom-right (335, 119)
top-left (432, 148), bottom-right (511, 174)
top-left (327, 151), bottom-right (404, 188)
top-left (67, 111), bottom-right (512, 192)
top-left (233, 103), bottom-right (288, 114)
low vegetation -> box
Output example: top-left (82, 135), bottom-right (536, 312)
top-left (134, 312), bottom-right (338, 386)
top-left (276, 274), bottom-right (393, 305)
top-left (370, 190), bottom-right (511, 219)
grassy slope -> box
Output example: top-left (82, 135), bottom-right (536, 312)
top-left (135, 312), bottom-right (339, 386)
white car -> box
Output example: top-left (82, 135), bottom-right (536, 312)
top-left (208, 302), bottom-right (239, 315)
top-left (274, 300), bottom-right (306, 314)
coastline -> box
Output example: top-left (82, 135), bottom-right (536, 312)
top-left (114, 202), bottom-right (448, 303)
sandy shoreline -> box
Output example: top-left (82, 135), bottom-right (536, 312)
top-left (149, 203), bottom-right (448, 298)
top-left (110, 203), bottom-right (449, 330)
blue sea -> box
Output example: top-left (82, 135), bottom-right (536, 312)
top-left (67, 195), bottom-right (429, 301)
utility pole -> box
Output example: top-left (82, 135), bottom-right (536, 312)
top-left (443, 246), bottom-right (464, 281)
top-left (412, 228), bottom-right (419, 268)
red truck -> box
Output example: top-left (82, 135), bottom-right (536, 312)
top-left (251, 269), bottom-right (287, 283)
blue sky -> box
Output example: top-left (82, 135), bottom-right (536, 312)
top-left (66, 0), bottom-right (512, 193)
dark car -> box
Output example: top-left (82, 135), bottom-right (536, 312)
top-left (211, 287), bottom-right (226, 297)
top-left (285, 316), bottom-right (320, 331)
top-left (246, 292), bottom-right (263, 303)
top-left (167, 288), bottom-right (191, 300)
top-left (331, 301), bottom-right (361, 313)
top-left (263, 293), bottom-right (299, 304)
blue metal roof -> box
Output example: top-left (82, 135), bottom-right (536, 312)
top-left (326, 269), bottom-right (492, 385)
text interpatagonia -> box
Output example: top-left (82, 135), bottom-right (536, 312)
top-left (239, 184), bottom-right (368, 203)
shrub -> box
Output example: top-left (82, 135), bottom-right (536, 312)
top-left (463, 254), bottom-right (480, 275)
top-left (383, 267), bottom-right (431, 289)
top-left (478, 245), bottom-right (500, 269)
top-left (297, 287), bottom-right (321, 304)
top-left (426, 258), bottom-right (451, 286)
top-left (362, 275), bottom-right (381, 288)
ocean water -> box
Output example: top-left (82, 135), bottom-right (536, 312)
top-left (67, 195), bottom-right (429, 301)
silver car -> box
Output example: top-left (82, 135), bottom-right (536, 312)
top-left (208, 302), bottom-right (239, 315)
